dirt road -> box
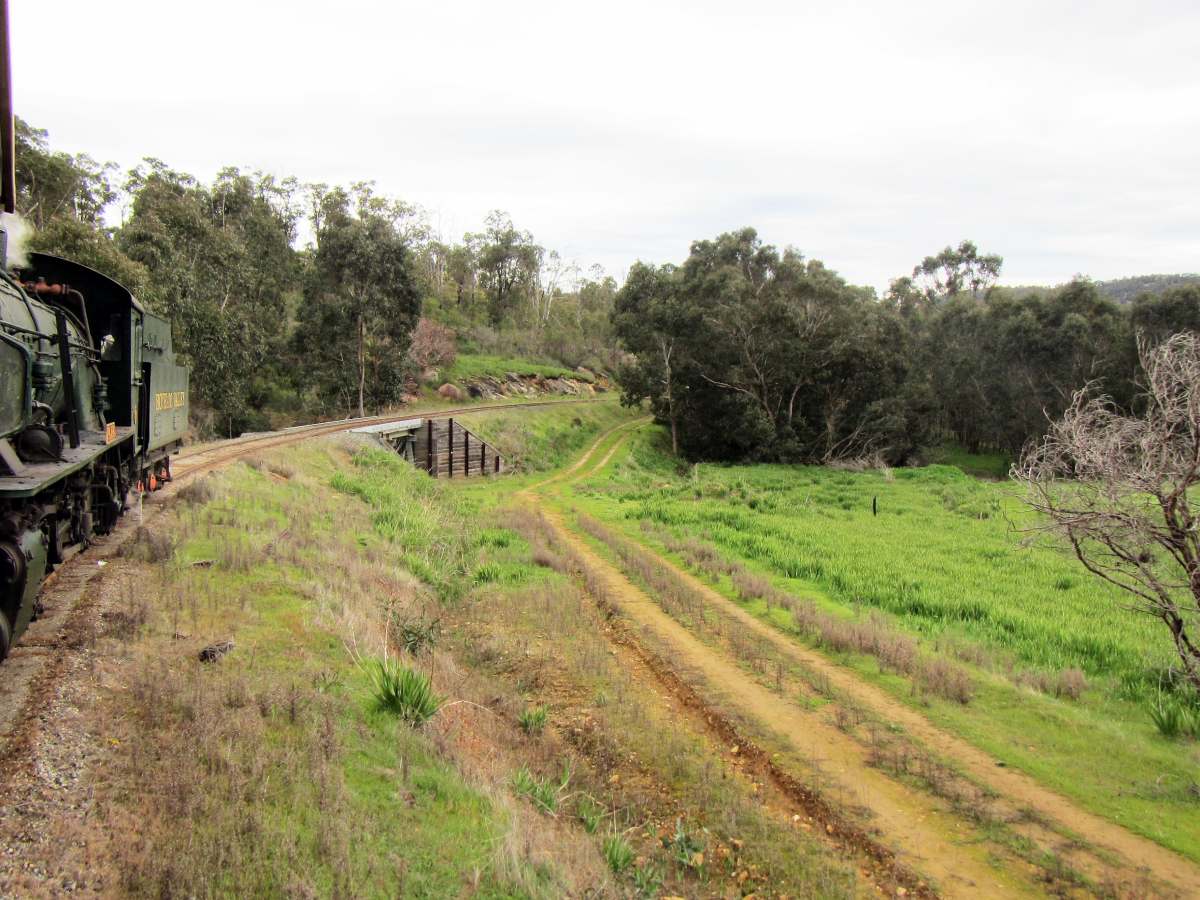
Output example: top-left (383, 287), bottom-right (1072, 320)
top-left (524, 421), bottom-right (1200, 898)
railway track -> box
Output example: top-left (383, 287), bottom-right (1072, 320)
top-left (0, 397), bottom-right (599, 756)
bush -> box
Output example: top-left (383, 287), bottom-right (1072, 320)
top-left (391, 615), bottom-right (440, 655)
top-left (407, 318), bottom-right (458, 371)
top-left (1056, 668), bottom-right (1088, 701)
top-left (367, 658), bottom-right (443, 726)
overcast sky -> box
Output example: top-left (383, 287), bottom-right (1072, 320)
top-left (13, 0), bottom-right (1200, 291)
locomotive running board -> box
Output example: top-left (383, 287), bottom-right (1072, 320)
top-left (0, 426), bottom-right (135, 498)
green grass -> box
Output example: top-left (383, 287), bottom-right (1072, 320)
top-left (927, 444), bottom-right (1012, 479)
top-left (454, 397), bottom-right (633, 474)
top-left (518, 705), bottom-right (549, 735)
top-left (115, 447), bottom-right (529, 897)
top-left (443, 353), bottom-right (592, 384)
top-left (567, 425), bottom-right (1200, 863)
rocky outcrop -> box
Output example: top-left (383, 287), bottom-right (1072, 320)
top-left (461, 371), bottom-right (612, 401)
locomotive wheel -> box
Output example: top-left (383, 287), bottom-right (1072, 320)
top-left (0, 612), bottom-right (11, 663)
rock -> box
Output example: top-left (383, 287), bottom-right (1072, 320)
top-left (437, 383), bottom-right (463, 401)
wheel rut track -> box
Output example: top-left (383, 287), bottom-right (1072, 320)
top-left (525, 422), bottom-right (1200, 898)
top-left (0, 398), bottom-right (601, 782)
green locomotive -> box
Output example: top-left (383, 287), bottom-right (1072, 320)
top-left (0, 0), bottom-right (189, 659)
top-left (0, 256), bottom-right (189, 658)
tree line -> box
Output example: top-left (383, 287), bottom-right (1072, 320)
top-left (15, 119), bottom-right (618, 435)
top-left (613, 230), bottom-right (1200, 463)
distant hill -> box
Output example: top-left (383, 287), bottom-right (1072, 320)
top-left (1005, 274), bottom-right (1200, 304)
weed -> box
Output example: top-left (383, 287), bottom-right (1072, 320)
top-left (518, 704), bottom-right (549, 735)
top-left (575, 795), bottom-right (605, 833)
top-left (665, 818), bottom-right (705, 870)
top-left (473, 562), bottom-right (502, 584)
top-left (632, 862), bottom-right (664, 896)
top-left (602, 834), bottom-right (635, 874)
top-left (1150, 693), bottom-right (1200, 740)
top-left (392, 615), bottom-right (441, 655)
top-left (312, 670), bottom-right (343, 694)
top-left (367, 658), bottom-right (443, 726)
top-left (511, 764), bottom-right (568, 814)
top-left (477, 527), bottom-right (515, 549)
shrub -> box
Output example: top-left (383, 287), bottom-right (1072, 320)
top-left (1056, 668), bottom-right (1088, 701)
top-left (407, 318), bottom-right (457, 371)
top-left (392, 615), bottom-right (440, 655)
top-left (367, 659), bottom-right (443, 726)
top-left (602, 834), bottom-right (635, 874)
top-left (732, 570), bottom-right (772, 602)
top-left (915, 657), bottom-right (974, 704)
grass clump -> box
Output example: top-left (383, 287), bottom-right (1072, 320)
top-left (1150, 693), bottom-right (1200, 740)
top-left (518, 704), bottom-right (549, 735)
top-left (511, 764), bottom-right (569, 814)
top-left (368, 658), bottom-right (443, 726)
top-left (602, 834), bottom-right (635, 874)
top-left (575, 795), bottom-right (605, 833)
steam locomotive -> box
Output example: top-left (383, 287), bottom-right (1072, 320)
top-left (0, 1), bottom-right (189, 659)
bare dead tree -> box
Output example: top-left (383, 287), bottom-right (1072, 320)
top-left (1013, 333), bottom-right (1200, 696)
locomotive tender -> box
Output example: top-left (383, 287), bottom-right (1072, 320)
top-left (0, 0), bottom-right (189, 659)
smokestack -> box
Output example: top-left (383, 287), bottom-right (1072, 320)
top-left (0, 0), bottom-right (13, 269)
top-left (0, 0), bottom-right (12, 217)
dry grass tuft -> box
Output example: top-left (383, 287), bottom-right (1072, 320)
top-left (124, 526), bottom-right (176, 564)
top-left (176, 475), bottom-right (217, 505)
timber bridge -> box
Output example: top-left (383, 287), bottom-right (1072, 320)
top-left (352, 417), bottom-right (504, 478)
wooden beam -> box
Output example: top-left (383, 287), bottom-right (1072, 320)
top-left (447, 418), bottom-right (454, 477)
top-left (427, 419), bottom-right (435, 477)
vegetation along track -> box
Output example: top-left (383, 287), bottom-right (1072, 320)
top-left (522, 421), bottom-right (1200, 898)
top-left (0, 398), bottom-right (600, 766)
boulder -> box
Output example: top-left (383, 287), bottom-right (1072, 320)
top-left (438, 383), bottom-right (464, 401)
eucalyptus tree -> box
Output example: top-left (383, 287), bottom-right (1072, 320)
top-left (118, 161), bottom-right (301, 433)
top-left (298, 184), bottom-right (421, 417)
top-left (475, 211), bottom-right (541, 326)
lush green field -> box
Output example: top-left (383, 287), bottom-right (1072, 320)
top-left (455, 398), bottom-right (630, 473)
top-left (569, 426), bottom-right (1200, 861)
top-left (442, 353), bottom-right (593, 384)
